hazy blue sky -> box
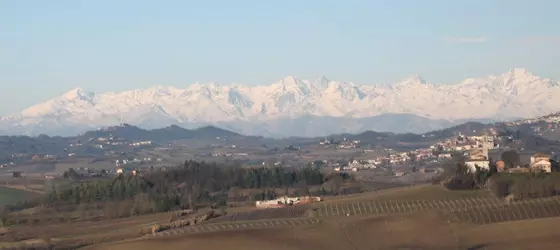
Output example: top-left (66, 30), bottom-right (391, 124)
top-left (1, 0), bottom-right (559, 115)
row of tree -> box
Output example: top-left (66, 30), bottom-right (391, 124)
top-left (42, 160), bottom-right (352, 214)
top-left (490, 172), bottom-right (560, 199)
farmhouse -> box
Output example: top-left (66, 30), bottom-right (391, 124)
top-left (530, 153), bottom-right (551, 172)
top-left (465, 148), bottom-right (489, 173)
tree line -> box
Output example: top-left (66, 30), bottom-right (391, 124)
top-left (35, 160), bottom-right (351, 215)
top-left (489, 172), bottom-right (560, 199)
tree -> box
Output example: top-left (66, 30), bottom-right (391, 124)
top-left (228, 187), bottom-right (241, 202)
top-left (31, 160), bottom-right (350, 220)
top-left (501, 150), bottom-right (520, 168)
top-left (455, 163), bottom-right (470, 176)
top-left (296, 180), bottom-right (310, 196)
top-left (0, 205), bottom-right (6, 227)
top-left (551, 159), bottom-right (560, 172)
top-left (473, 166), bottom-right (491, 188)
top-left (326, 174), bottom-right (343, 195)
top-left (12, 172), bottom-right (22, 178)
top-left (313, 160), bottom-right (324, 168)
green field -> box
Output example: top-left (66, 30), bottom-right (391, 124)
top-left (0, 186), bottom-right (39, 205)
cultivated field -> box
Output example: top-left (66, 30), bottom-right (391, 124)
top-left (0, 186), bottom-right (39, 205)
top-left (4, 184), bottom-right (560, 249)
top-left (449, 196), bottom-right (560, 224)
top-left (315, 196), bottom-right (503, 217)
top-left (149, 218), bottom-right (321, 237)
top-left (320, 183), bottom-right (492, 204)
top-left (205, 206), bottom-right (309, 223)
top-left (87, 211), bottom-right (560, 250)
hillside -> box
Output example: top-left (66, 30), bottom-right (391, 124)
top-left (0, 186), bottom-right (40, 205)
top-left (6, 185), bottom-right (560, 250)
top-left (0, 124), bottom-right (246, 160)
top-left (1, 112), bottom-right (560, 160)
top-left (80, 124), bottom-right (241, 143)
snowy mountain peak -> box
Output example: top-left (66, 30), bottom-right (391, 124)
top-left (315, 76), bottom-right (330, 88)
top-left (3, 69), bottom-right (560, 137)
top-left (400, 74), bottom-right (427, 85)
top-left (501, 68), bottom-right (537, 81)
top-left (508, 68), bottom-right (531, 76)
top-left (281, 75), bottom-right (298, 85)
top-left (61, 88), bottom-right (93, 100)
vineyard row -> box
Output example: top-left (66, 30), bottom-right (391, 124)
top-left (315, 196), bottom-right (560, 217)
top-left (448, 198), bottom-right (560, 224)
top-left (148, 218), bottom-right (321, 237)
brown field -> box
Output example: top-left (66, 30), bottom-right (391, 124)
top-left (86, 212), bottom-right (560, 250)
top-left (4, 184), bottom-right (560, 249)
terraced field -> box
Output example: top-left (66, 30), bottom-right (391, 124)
top-left (136, 185), bottom-right (560, 240)
top-left (204, 206), bottom-right (309, 223)
top-left (449, 196), bottom-right (560, 224)
top-left (147, 197), bottom-right (509, 238)
top-left (315, 197), bottom-right (504, 217)
top-left (148, 218), bottom-right (321, 237)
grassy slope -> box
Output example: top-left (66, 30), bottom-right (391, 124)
top-left (0, 186), bottom-right (40, 206)
top-left (320, 184), bottom-right (492, 205)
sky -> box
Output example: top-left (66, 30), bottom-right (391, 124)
top-left (0, 0), bottom-right (559, 115)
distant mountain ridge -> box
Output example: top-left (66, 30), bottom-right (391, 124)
top-left (2, 111), bottom-right (560, 160)
top-left (0, 124), bottom-right (244, 161)
top-left (80, 124), bottom-right (241, 143)
top-left (0, 68), bottom-right (557, 137)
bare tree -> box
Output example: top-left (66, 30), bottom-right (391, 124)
top-left (327, 174), bottom-right (343, 195)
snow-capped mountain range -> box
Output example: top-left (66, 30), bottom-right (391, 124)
top-left (1, 68), bottom-right (558, 137)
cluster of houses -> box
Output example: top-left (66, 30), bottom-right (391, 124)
top-left (319, 137), bottom-right (361, 149)
top-left (211, 152), bottom-right (249, 157)
top-left (504, 113), bottom-right (560, 126)
top-left (69, 136), bottom-right (153, 150)
top-left (2, 154), bottom-right (60, 167)
top-left (422, 130), bottom-right (554, 173)
top-left (334, 159), bottom-right (377, 172)
top-left (330, 130), bottom-right (519, 176)
top-left (501, 113), bottom-right (560, 137)
top-left (255, 196), bottom-right (322, 208)
top-left (429, 132), bottom-right (498, 153)
top-left (31, 154), bottom-right (57, 161)
top-left (261, 160), bottom-right (284, 166)
top-left (0, 163), bottom-right (12, 168)
top-left (130, 141), bottom-right (153, 147)
top-left (462, 142), bottom-right (552, 173)
top-left (349, 133), bottom-right (499, 170)
top-left (115, 157), bottom-right (162, 167)
top-left (116, 167), bottom-right (138, 176)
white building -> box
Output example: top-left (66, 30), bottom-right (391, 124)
top-left (530, 153), bottom-right (552, 172)
top-left (465, 142), bottom-right (490, 173)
